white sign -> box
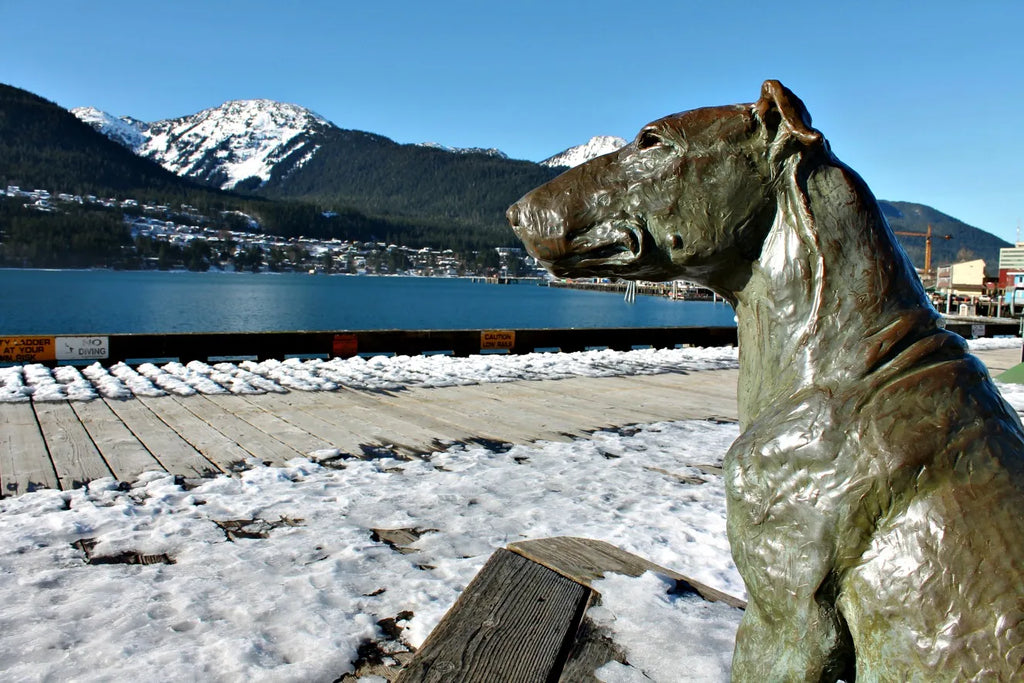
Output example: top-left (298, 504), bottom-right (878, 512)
top-left (971, 324), bottom-right (985, 339)
top-left (56, 336), bottom-right (109, 361)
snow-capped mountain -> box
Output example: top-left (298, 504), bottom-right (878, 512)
top-left (540, 135), bottom-right (628, 168)
top-left (71, 106), bottom-right (149, 150)
top-left (417, 142), bottom-right (508, 159)
top-left (74, 100), bottom-right (335, 190)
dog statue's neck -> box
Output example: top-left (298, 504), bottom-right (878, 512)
top-left (731, 157), bottom-right (945, 428)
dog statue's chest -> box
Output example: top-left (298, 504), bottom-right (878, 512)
top-left (724, 389), bottom-right (868, 529)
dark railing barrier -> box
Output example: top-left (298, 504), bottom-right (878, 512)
top-left (3, 320), bottom-right (1017, 366)
top-left (93, 326), bottom-right (740, 364)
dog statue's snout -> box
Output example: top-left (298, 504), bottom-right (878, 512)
top-left (505, 202), bottom-right (522, 230)
top-left (507, 191), bottom-right (566, 265)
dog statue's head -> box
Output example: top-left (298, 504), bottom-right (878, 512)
top-left (507, 80), bottom-right (826, 296)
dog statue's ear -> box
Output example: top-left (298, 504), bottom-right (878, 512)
top-left (756, 80), bottom-right (823, 160)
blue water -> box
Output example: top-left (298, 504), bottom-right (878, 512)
top-left (0, 269), bottom-right (736, 335)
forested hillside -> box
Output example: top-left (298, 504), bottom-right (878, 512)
top-left (256, 127), bottom-right (561, 246)
top-left (879, 201), bottom-right (1011, 273)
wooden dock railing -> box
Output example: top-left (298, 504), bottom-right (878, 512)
top-left (2, 326), bottom-right (739, 366)
top-left (2, 319), bottom-right (1016, 366)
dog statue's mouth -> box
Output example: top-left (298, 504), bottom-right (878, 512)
top-left (544, 219), bottom-right (646, 277)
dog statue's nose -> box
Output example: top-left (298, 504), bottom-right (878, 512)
top-left (506, 203), bottom-right (522, 230)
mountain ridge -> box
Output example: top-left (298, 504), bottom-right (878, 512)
top-left (541, 135), bottom-right (628, 168)
top-left (7, 84), bottom-right (1013, 271)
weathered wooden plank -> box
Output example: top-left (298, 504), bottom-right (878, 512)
top-left (557, 615), bottom-right (628, 683)
top-left (168, 395), bottom-right (306, 467)
top-left (269, 388), bottom-right (455, 457)
top-left (494, 374), bottom-right (714, 425)
top-left (626, 369), bottom-right (741, 403)
top-left (466, 380), bottom-right (660, 434)
top-left (400, 385), bottom-right (581, 444)
top-left (203, 393), bottom-right (334, 456)
top-left (70, 398), bottom-right (165, 482)
top-left (574, 374), bottom-right (739, 422)
top-left (322, 387), bottom-right (473, 451)
top-left (396, 549), bottom-right (592, 683)
top-left (240, 392), bottom-right (370, 457)
top-left (34, 400), bottom-right (112, 489)
top-left (104, 397), bottom-right (220, 478)
top-left (265, 385), bottom-right (528, 450)
top-left (135, 395), bottom-right (260, 472)
top-left (509, 536), bottom-right (746, 609)
top-left (0, 401), bottom-right (59, 496)
top-left (976, 346), bottom-right (1023, 376)
top-left (346, 386), bottom-right (525, 446)
top-left (455, 384), bottom-right (605, 436)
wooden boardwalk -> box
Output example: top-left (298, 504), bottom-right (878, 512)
top-left (1, 346), bottom-right (1019, 498)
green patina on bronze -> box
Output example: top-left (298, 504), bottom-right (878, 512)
top-left (508, 80), bottom-right (1024, 681)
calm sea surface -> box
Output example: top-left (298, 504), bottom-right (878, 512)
top-left (0, 269), bottom-right (736, 335)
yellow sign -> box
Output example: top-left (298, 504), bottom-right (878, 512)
top-left (481, 330), bottom-right (515, 351)
top-left (0, 336), bottom-right (56, 363)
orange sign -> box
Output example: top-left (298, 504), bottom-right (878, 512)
top-left (332, 333), bottom-right (359, 357)
top-left (481, 330), bottom-right (515, 351)
top-left (0, 336), bottom-right (56, 363)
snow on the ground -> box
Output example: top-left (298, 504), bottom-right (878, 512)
top-left (0, 337), bottom-right (1020, 681)
top-left (0, 419), bottom-right (740, 682)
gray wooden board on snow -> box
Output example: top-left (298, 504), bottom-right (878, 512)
top-left (70, 398), bottom-right (165, 482)
top-left (395, 548), bottom-right (592, 683)
top-left (0, 400), bottom-right (59, 495)
top-left (103, 397), bottom-right (220, 478)
top-left (556, 615), bottom-right (628, 683)
top-left (397, 537), bottom-right (745, 681)
top-left (509, 536), bottom-right (746, 609)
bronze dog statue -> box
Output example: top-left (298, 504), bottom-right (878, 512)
top-left (508, 80), bottom-right (1024, 681)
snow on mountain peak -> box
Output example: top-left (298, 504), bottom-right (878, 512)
top-left (540, 135), bottom-right (628, 168)
top-left (74, 99), bottom-right (333, 190)
top-left (417, 141), bottom-right (509, 159)
top-left (139, 99), bottom-right (332, 189)
top-left (71, 106), bottom-right (148, 150)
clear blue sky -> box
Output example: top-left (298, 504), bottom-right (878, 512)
top-left (2, 0), bottom-right (1022, 243)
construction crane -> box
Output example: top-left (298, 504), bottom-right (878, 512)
top-left (892, 224), bottom-right (953, 274)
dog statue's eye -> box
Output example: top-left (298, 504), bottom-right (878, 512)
top-left (637, 129), bottom-right (663, 150)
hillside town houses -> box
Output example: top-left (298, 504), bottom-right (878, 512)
top-left (1, 185), bottom-right (537, 278)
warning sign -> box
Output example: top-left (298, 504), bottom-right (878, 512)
top-left (0, 336), bottom-right (56, 363)
top-left (56, 336), bottom-right (109, 361)
top-left (332, 333), bottom-right (359, 357)
top-left (481, 330), bottom-right (515, 351)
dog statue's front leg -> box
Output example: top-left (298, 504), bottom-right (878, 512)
top-left (731, 596), bottom-right (853, 683)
